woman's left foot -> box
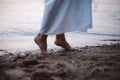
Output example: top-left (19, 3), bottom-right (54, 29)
top-left (34, 34), bottom-right (50, 55)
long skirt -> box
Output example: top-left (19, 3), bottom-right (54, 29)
top-left (40, 0), bottom-right (92, 35)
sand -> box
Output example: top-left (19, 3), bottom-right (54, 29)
top-left (0, 43), bottom-right (120, 80)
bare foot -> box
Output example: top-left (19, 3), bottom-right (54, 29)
top-left (54, 39), bottom-right (75, 51)
top-left (34, 34), bottom-right (50, 55)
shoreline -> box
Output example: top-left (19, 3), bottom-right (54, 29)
top-left (0, 43), bottom-right (120, 80)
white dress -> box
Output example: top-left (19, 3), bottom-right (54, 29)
top-left (40, 0), bottom-right (92, 35)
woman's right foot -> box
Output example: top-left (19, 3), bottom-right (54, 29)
top-left (34, 34), bottom-right (49, 55)
top-left (55, 34), bottom-right (75, 51)
top-left (54, 40), bottom-right (75, 51)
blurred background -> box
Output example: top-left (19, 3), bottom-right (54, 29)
top-left (0, 0), bottom-right (120, 52)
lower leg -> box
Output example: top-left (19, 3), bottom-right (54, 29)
top-left (34, 33), bottom-right (49, 54)
top-left (55, 33), bottom-right (75, 51)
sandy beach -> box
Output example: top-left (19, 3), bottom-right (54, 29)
top-left (0, 0), bottom-right (120, 80)
top-left (0, 43), bottom-right (120, 80)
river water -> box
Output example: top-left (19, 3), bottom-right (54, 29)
top-left (0, 0), bottom-right (120, 53)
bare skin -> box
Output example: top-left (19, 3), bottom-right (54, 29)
top-left (55, 34), bottom-right (75, 51)
top-left (34, 34), bottom-right (49, 54)
top-left (34, 33), bottom-right (75, 55)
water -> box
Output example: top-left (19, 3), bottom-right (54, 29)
top-left (0, 0), bottom-right (120, 52)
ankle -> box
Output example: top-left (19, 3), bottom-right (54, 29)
top-left (56, 34), bottom-right (66, 42)
top-left (37, 33), bottom-right (47, 41)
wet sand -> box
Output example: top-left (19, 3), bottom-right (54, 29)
top-left (0, 43), bottom-right (120, 80)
